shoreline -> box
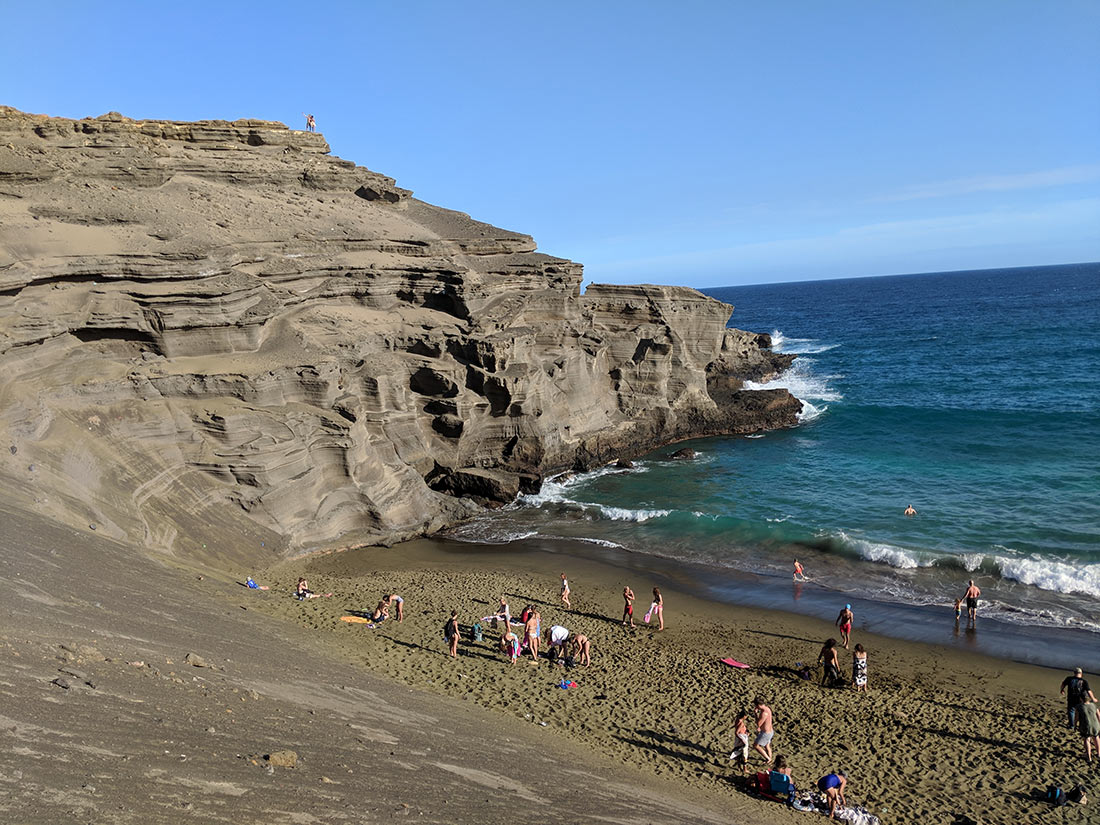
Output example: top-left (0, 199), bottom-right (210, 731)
top-left (444, 532), bottom-right (1100, 673)
top-left (249, 535), bottom-right (1097, 825)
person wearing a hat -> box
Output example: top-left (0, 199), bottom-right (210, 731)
top-left (1061, 667), bottom-right (1096, 729)
top-left (835, 603), bottom-right (854, 649)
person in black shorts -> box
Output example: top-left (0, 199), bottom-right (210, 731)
top-left (1061, 667), bottom-right (1097, 729)
top-left (961, 580), bottom-right (981, 623)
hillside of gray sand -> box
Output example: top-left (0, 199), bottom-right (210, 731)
top-left (1, 500), bottom-right (790, 825)
top-left (0, 106), bottom-right (799, 564)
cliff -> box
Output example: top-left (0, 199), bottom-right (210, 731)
top-left (0, 106), bottom-right (799, 564)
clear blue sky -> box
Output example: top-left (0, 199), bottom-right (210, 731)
top-left (4, 1), bottom-right (1098, 287)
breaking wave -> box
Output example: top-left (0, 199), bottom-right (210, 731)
top-left (771, 329), bottom-right (840, 355)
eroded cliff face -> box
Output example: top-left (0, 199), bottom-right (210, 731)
top-left (0, 107), bottom-right (798, 564)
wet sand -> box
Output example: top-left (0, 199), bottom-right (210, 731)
top-left (250, 537), bottom-right (1097, 825)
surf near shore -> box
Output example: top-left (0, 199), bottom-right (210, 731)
top-left (250, 535), bottom-right (1097, 825)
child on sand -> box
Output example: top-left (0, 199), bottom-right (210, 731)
top-left (384, 593), bottom-right (404, 622)
top-left (501, 630), bottom-right (521, 664)
top-left (560, 573), bottom-right (571, 607)
top-left (730, 710), bottom-right (751, 774)
top-left (622, 586), bottom-right (635, 626)
top-left (852, 644), bottom-right (868, 693)
top-left (571, 634), bottom-right (591, 667)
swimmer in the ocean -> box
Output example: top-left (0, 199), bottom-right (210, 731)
top-left (904, 504), bottom-right (917, 517)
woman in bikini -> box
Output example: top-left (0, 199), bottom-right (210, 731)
top-left (524, 611), bottom-right (540, 663)
top-left (652, 587), bottom-right (664, 630)
top-left (444, 610), bottom-right (460, 658)
top-left (572, 634), bottom-right (591, 667)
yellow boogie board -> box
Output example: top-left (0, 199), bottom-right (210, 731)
top-left (340, 616), bottom-right (371, 624)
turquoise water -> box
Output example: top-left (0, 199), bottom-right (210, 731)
top-left (450, 263), bottom-right (1100, 634)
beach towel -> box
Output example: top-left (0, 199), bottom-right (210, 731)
top-left (720, 658), bottom-right (750, 669)
top-left (644, 602), bottom-right (658, 623)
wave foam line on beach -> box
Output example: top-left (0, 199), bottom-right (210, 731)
top-left (829, 531), bottom-right (1100, 599)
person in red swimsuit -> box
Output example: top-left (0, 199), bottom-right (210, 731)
top-left (835, 604), bottom-right (853, 649)
top-left (622, 586), bottom-right (635, 626)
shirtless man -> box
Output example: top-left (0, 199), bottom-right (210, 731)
top-left (835, 604), bottom-right (854, 648)
top-left (524, 611), bottom-right (540, 663)
top-left (904, 504), bottom-right (917, 517)
top-left (962, 580), bottom-right (981, 623)
top-left (384, 593), bottom-right (404, 622)
top-left (752, 696), bottom-right (774, 764)
top-left (572, 634), bottom-right (591, 667)
top-left (560, 573), bottom-right (571, 608)
top-left (622, 586), bottom-right (636, 626)
top-left (793, 559), bottom-right (808, 581)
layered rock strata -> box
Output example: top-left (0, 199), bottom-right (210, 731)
top-left (0, 107), bottom-right (798, 562)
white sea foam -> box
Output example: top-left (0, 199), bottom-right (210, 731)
top-left (765, 515), bottom-right (791, 523)
top-left (993, 556), bottom-right (1100, 599)
top-left (771, 329), bottom-right (840, 355)
top-left (745, 358), bottom-right (843, 403)
top-left (592, 505), bottom-right (670, 522)
top-left (746, 433), bottom-right (765, 439)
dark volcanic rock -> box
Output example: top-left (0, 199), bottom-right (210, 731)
top-left (0, 106), bottom-right (801, 564)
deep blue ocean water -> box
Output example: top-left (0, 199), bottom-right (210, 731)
top-left (450, 263), bottom-right (1100, 636)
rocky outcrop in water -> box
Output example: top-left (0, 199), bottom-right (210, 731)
top-left (0, 106), bottom-right (798, 562)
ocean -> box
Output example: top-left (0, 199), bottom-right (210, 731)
top-left (446, 263), bottom-right (1100, 666)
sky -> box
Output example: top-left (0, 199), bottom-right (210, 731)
top-left (3, 1), bottom-right (1098, 287)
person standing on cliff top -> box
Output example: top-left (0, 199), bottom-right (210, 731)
top-left (962, 580), bottom-right (981, 623)
top-left (622, 586), bottom-right (636, 626)
top-left (303, 113), bottom-right (316, 132)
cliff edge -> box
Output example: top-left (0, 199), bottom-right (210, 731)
top-left (0, 107), bottom-right (799, 565)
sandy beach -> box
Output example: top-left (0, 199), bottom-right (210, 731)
top-left (246, 537), bottom-right (1097, 825)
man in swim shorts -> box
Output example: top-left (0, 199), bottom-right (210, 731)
top-left (752, 696), bottom-right (774, 764)
top-left (622, 586), bottom-right (635, 626)
top-left (793, 559), bottom-right (807, 581)
top-left (835, 604), bottom-right (853, 648)
top-left (962, 580), bottom-right (981, 623)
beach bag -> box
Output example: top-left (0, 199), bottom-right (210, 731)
top-left (472, 622), bottom-right (483, 642)
top-left (1046, 785), bottom-right (1066, 807)
top-left (1067, 784), bottom-right (1087, 804)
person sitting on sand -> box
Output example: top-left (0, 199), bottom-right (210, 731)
top-left (962, 580), bottom-right (981, 623)
top-left (835, 604), bottom-right (854, 648)
top-left (752, 696), bottom-right (774, 764)
top-left (904, 504), bottom-right (917, 517)
top-left (296, 578), bottom-right (315, 599)
top-left (731, 710), bottom-right (751, 775)
top-left (370, 599), bottom-right (389, 623)
top-left (622, 586), bottom-right (636, 626)
top-left (444, 610), bottom-right (460, 658)
top-left (571, 633), bottom-right (591, 667)
top-left (560, 573), bottom-right (571, 608)
top-left (852, 643), bottom-right (868, 693)
top-left (524, 611), bottom-right (540, 662)
top-left (545, 624), bottom-right (570, 662)
top-left (500, 630), bottom-right (521, 664)
top-left (769, 755), bottom-right (795, 803)
top-left (818, 638), bottom-right (842, 687)
top-left (793, 559), bottom-right (807, 581)
top-left (384, 593), bottom-right (404, 622)
top-left (245, 576), bottom-right (269, 590)
top-left (817, 771), bottom-right (847, 819)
